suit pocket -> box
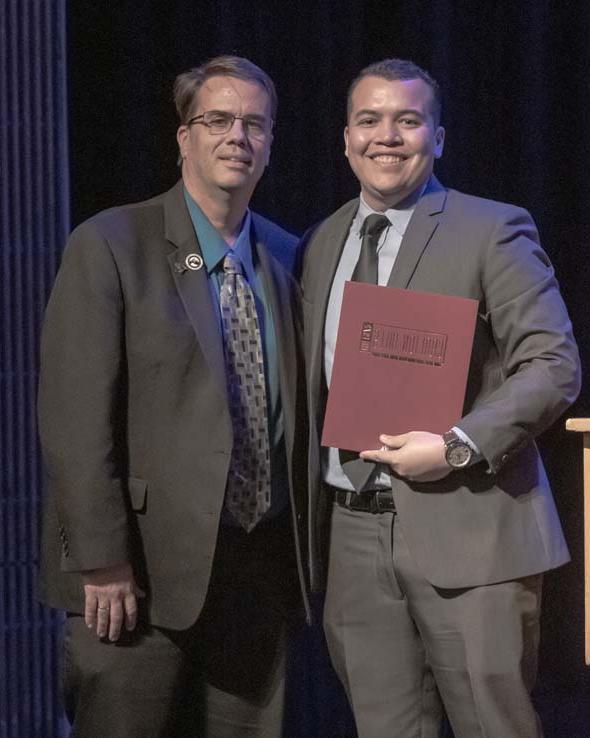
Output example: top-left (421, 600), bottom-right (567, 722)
top-left (128, 477), bottom-right (147, 513)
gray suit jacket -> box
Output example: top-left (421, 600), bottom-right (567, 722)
top-left (38, 181), bottom-right (309, 628)
top-left (301, 178), bottom-right (580, 591)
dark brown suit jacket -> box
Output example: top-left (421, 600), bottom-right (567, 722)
top-left (38, 181), bottom-right (309, 628)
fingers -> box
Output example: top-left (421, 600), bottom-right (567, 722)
top-left (107, 599), bottom-right (125, 641)
top-left (123, 592), bottom-right (138, 632)
top-left (361, 431), bottom-right (451, 482)
top-left (84, 594), bottom-right (141, 641)
top-left (379, 433), bottom-right (408, 448)
top-left (84, 592), bottom-right (99, 630)
top-left (359, 434), bottom-right (408, 457)
top-left (83, 585), bottom-right (145, 641)
top-left (359, 448), bottom-right (396, 463)
top-left (82, 563), bottom-right (143, 640)
top-left (357, 433), bottom-right (403, 460)
top-left (123, 583), bottom-right (146, 633)
top-left (84, 595), bottom-right (114, 639)
top-left (96, 602), bottom-right (111, 639)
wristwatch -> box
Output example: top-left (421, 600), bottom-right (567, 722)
top-left (443, 430), bottom-right (473, 469)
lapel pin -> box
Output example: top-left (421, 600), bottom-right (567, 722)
top-left (185, 253), bottom-right (203, 271)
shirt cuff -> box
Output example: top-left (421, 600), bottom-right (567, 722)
top-left (451, 426), bottom-right (483, 465)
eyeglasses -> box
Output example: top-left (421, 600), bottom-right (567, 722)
top-left (186, 111), bottom-right (271, 140)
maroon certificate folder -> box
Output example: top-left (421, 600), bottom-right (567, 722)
top-left (321, 282), bottom-right (478, 451)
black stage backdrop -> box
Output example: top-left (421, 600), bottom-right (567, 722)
top-left (12, 0), bottom-right (590, 735)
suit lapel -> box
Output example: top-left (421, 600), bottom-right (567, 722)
top-left (308, 201), bottom-right (358, 388)
top-left (387, 178), bottom-right (448, 288)
top-left (163, 182), bottom-right (228, 405)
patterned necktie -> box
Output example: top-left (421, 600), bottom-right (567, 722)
top-left (220, 253), bottom-right (271, 531)
top-left (339, 213), bottom-right (390, 490)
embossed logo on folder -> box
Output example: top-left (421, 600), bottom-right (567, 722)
top-left (359, 322), bottom-right (447, 366)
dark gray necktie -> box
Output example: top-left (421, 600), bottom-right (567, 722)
top-left (351, 213), bottom-right (390, 283)
top-left (220, 253), bottom-right (271, 531)
top-left (340, 213), bottom-right (390, 490)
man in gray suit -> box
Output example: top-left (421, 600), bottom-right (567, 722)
top-left (38, 56), bottom-right (308, 737)
top-left (300, 58), bottom-right (580, 738)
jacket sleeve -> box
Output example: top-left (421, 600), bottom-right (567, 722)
top-left (456, 206), bottom-right (581, 473)
top-left (38, 220), bottom-right (131, 571)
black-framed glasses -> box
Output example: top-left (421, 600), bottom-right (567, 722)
top-left (186, 111), bottom-right (271, 140)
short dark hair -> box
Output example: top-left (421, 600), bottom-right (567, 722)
top-left (173, 55), bottom-right (277, 124)
top-left (347, 59), bottom-right (442, 126)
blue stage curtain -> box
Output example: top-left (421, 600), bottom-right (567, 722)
top-left (0, 2), bottom-right (70, 736)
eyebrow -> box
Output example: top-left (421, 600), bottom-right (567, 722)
top-left (352, 107), bottom-right (425, 120)
top-left (206, 109), bottom-right (268, 122)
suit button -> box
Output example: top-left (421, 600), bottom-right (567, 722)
top-left (501, 453), bottom-right (509, 463)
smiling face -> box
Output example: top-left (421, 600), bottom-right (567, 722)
top-left (177, 75), bottom-right (273, 205)
top-left (344, 75), bottom-right (445, 210)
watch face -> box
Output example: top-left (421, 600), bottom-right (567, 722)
top-left (447, 443), bottom-right (472, 468)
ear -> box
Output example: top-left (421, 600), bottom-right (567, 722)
top-left (176, 125), bottom-right (189, 160)
top-left (344, 126), bottom-right (350, 159)
top-left (434, 126), bottom-right (445, 159)
top-left (264, 131), bottom-right (273, 167)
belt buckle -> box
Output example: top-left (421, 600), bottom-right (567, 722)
top-left (369, 490), bottom-right (393, 514)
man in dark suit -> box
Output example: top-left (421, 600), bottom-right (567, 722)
top-left (38, 55), bottom-right (309, 738)
top-left (300, 58), bottom-right (580, 738)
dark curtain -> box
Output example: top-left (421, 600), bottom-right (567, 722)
top-left (4, 1), bottom-right (589, 736)
top-left (1, 1), bottom-right (70, 737)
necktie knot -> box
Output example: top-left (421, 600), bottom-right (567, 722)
top-left (223, 253), bottom-right (241, 276)
top-left (361, 213), bottom-right (390, 241)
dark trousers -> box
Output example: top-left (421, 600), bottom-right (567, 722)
top-left (63, 515), bottom-right (298, 738)
top-left (324, 503), bottom-right (544, 738)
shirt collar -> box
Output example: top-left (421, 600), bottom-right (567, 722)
top-left (231, 211), bottom-right (255, 277)
top-left (354, 178), bottom-right (431, 237)
top-left (183, 185), bottom-right (253, 275)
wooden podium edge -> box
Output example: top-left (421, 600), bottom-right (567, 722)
top-left (566, 418), bottom-right (590, 665)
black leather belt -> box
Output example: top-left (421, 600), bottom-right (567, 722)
top-left (329, 485), bottom-right (396, 514)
